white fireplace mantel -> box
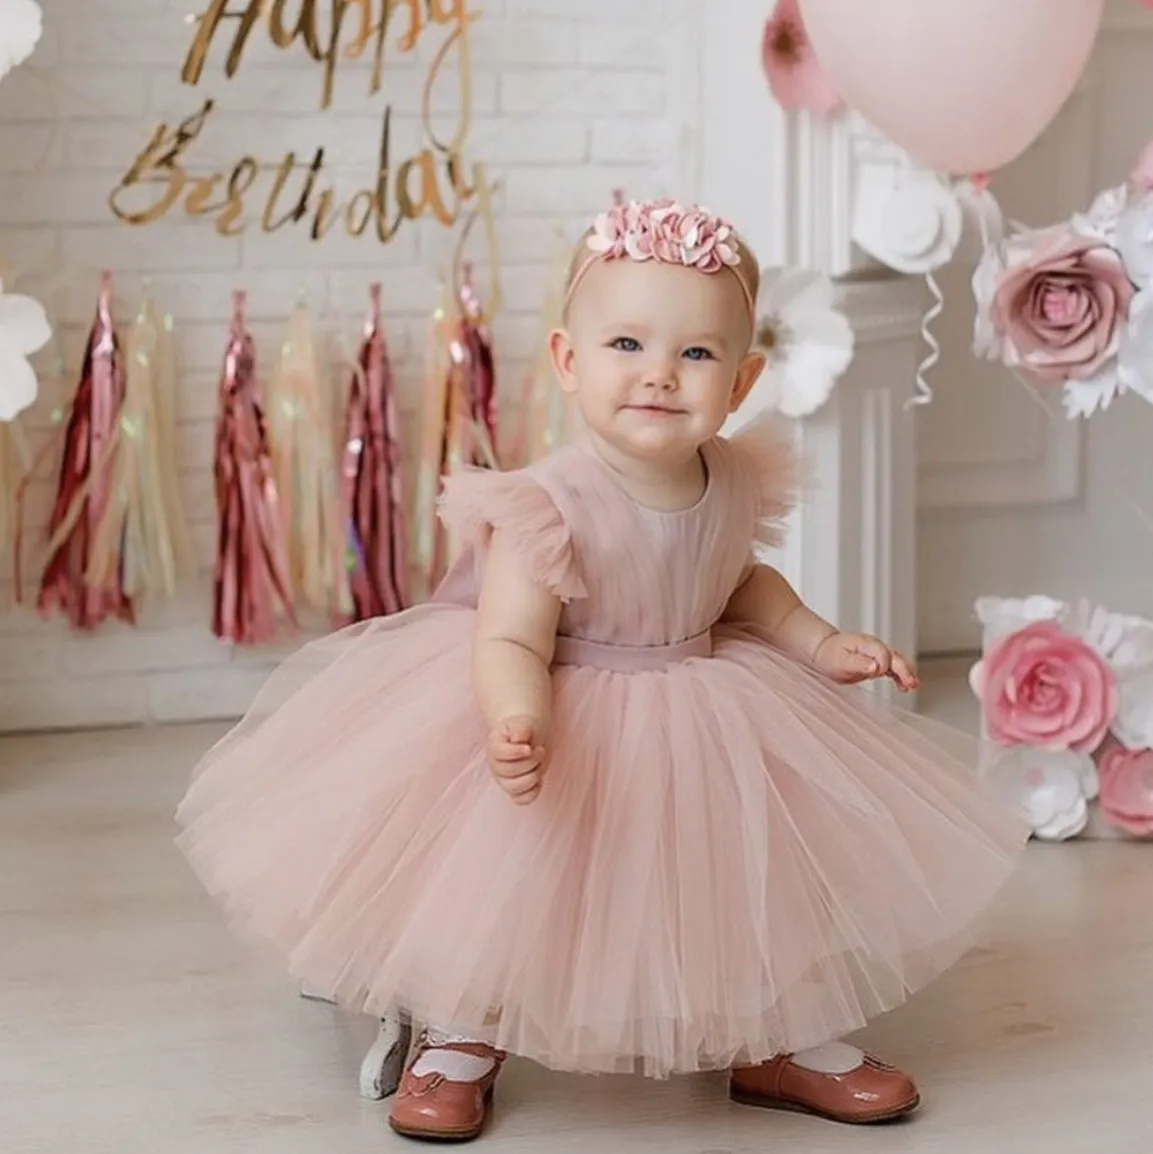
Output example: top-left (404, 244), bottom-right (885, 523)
top-left (684, 0), bottom-right (926, 660)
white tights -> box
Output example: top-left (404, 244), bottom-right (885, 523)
top-left (411, 1028), bottom-right (865, 1082)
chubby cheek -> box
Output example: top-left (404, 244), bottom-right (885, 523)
top-left (685, 364), bottom-right (739, 421)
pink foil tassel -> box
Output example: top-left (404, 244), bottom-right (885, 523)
top-left (212, 290), bottom-right (295, 645)
top-left (37, 271), bottom-right (133, 630)
top-left (457, 262), bottom-right (498, 468)
top-left (341, 282), bottom-right (408, 621)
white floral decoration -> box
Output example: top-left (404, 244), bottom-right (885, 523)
top-left (725, 266), bottom-right (854, 428)
top-left (0, 276), bottom-right (52, 421)
top-left (980, 746), bottom-right (1094, 842)
top-left (0, 0), bottom-right (42, 85)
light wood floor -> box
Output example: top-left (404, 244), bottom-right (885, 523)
top-left (3, 662), bottom-right (1151, 1153)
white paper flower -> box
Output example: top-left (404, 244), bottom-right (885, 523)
top-left (1083, 608), bottom-right (1153, 750)
top-left (973, 594), bottom-right (1065, 644)
top-left (1116, 290), bottom-right (1153, 408)
top-left (0, 0), bottom-right (42, 84)
top-left (1062, 367), bottom-right (1128, 420)
top-left (0, 276), bottom-right (52, 421)
top-left (1070, 184), bottom-right (1128, 245)
top-left (971, 243), bottom-right (1007, 360)
top-left (1115, 188), bottom-right (1153, 289)
top-left (726, 267), bottom-right (854, 427)
top-left (981, 746), bottom-right (1093, 842)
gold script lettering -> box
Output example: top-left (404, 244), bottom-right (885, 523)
top-left (121, 2), bottom-right (490, 245)
top-left (110, 99), bottom-right (480, 242)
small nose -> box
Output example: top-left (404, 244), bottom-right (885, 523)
top-left (643, 357), bottom-right (679, 391)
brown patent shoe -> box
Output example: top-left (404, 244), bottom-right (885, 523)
top-left (730, 1052), bottom-right (920, 1124)
top-left (388, 1038), bottom-right (506, 1142)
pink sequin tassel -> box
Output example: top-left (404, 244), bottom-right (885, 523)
top-left (212, 290), bottom-right (295, 645)
top-left (341, 282), bottom-right (408, 621)
top-left (36, 271), bottom-right (133, 630)
top-left (457, 262), bottom-right (498, 469)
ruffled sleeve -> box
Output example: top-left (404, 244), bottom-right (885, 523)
top-left (437, 468), bottom-right (587, 601)
top-left (725, 416), bottom-right (806, 551)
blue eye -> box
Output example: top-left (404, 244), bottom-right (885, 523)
top-left (683, 346), bottom-right (715, 361)
top-left (610, 336), bottom-right (641, 352)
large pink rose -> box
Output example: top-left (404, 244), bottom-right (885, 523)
top-left (990, 226), bottom-right (1135, 382)
top-left (1097, 742), bottom-right (1153, 837)
top-left (980, 621), bottom-right (1117, 753)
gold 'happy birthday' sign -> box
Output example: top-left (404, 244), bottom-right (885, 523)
top-left (109, 0), bottom-right (491, 243)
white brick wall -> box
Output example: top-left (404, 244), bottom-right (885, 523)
top-left (0, 0), bottom-right (701, 732)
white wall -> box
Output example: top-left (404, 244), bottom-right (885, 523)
top-left (0, 0), bottom-right (700, 731)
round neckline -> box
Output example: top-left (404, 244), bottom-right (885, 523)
top-left (576, 439), bottom-right (715, 517)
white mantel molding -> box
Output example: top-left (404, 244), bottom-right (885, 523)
top-left (786, 274), bottom-right (926, 673)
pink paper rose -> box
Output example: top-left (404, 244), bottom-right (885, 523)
top-left (979, 621), bottom-right (1118, 753)
top-left (1097, 742), bottom-right (1153, 837)
top-left (988, 226), bottom-right (1135, 382)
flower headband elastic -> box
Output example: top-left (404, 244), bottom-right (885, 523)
top-left (564, 198), bottom-right (757, 323)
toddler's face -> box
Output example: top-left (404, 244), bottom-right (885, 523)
top-left (549, 258), bottom-right (764, 461)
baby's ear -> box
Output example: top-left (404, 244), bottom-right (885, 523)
top-left (548, 328), bottom-right (579, 394)
top-left (729, 351), bottom-right (766, 410)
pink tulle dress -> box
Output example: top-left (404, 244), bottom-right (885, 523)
top-left (176, 421), bottom-right (1028, 1078)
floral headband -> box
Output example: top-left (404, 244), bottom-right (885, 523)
top-left (564, 198), bottom-right (757, 323)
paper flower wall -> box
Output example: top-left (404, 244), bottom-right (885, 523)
top-left (972, 595), bottom-right (1153, 842)
top-left (0, 0), bottom-right (42, 85)
top-left (0, 277), bottom-right (52, 421)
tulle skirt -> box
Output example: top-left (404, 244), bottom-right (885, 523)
top-left (176, 606), bottom-right (1027, 1077)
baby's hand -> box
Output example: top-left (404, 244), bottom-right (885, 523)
top-left (487, 715), bottom-right (548, 805)
top-left (813, 631), bottom-right (919, 693)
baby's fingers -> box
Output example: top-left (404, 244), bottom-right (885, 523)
top-left (489, 738), bottom-right (535, 763)
top-left (501, 770), bottom-right (543, 804)
top-left (889, 651), bottom-right (919, 692)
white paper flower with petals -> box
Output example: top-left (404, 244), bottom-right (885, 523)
top-left (1084, 608), bottom-right (1153, 750)
top-left (973, 594), bottom-right (1065, 646)
top-left (1115, 188), bottom-right (1153, 290)
top-left (1070, 183), bottom-right (1128, 245)
top-left (971, 242), bottom-right (1006, 361)
top-left (981, 746), bottom-right (1093, 842)
top-left (0, 277), bottom-right (52, 421)
top-left (725, 267), bottom-right (854, 428)
top-left (1115, 290), bottom-right (1153, 410)
top-left (0, 0), bottom-right (43, 84)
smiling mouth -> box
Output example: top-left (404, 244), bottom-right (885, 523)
top-left (626, 404), bottom-right (686, 415)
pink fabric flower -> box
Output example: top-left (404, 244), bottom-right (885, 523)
top-left (989, 225), bottom-right (1135, 382)
top-left (761, 0), bottom-right (842, 119)
top-left (979, 621), bottom-right (1118, 753)
top-left (1097, 741), bottom-right (1153, 837)
top-left (587, 201), bottom-right (739, 273)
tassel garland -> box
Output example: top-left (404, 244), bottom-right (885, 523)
top-left (212, 290), bottom-right (295, 645)
top-left (341, 282), bottom-right (408, 621)
top-left (268, 296), bottom-right (350, 618)
top-left (87, 289), bottom-right (194, 601)
top-left (37, 271), bottom-right (133, 629)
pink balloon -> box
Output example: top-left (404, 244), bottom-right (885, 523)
top-left (798, 0), bottom-right (1105, 175)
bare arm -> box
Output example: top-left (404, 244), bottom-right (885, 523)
top-left (473, 527), bottom-right (563, 803)
top-left (473, 526), bottom-right (562, 730)
top-left (723, 562), bottom-right (919, 691)
top-left (722, 563), bottom-right (836, 663)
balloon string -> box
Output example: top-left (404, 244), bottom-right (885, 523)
top-left (906, 271), bottom-right (945, 410)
